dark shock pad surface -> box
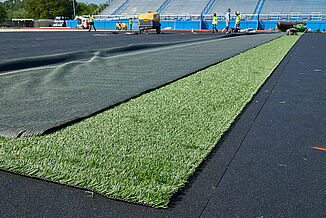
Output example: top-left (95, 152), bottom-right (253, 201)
top-left (200, 33), bottom-right (326, 217)
top-left (0, 33), bottom-right (282, 137)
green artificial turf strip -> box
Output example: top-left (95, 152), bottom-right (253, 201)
top-left (0, 34), bottom-right (300, 207)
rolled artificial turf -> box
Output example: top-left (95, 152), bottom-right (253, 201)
top-left (0, 34), bottom-right (300, 208)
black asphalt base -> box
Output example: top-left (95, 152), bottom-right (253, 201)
top-left (1, 33), bottom-right (325, 217)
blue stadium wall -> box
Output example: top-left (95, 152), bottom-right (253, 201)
top-left (67, 20), bottom-right (326, 31)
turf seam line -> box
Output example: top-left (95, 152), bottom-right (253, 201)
top-left (197, 35), bottom-right (301, 217)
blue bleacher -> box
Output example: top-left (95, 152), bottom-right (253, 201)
top-left (100, 0), bottom-right (326, 17)
top-left (119, 0), bottom-right (167, 15)
top-left (162, 0), bottom-right (211, 15)
top-left (261, 0), bottom-right (326, 14)
top-left (209, 0), bottom-right (259, 15)
top-left (100, 0), bottom-right (126, 15)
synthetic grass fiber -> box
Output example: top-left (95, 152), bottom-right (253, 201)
top-left (0, 34), bottom-right (300, 208)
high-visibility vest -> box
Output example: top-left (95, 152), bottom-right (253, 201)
top-left (212, 16), bottom-right (218, 25)
top-left (90, 16), bottom-right (94, 22)
top-left (236, 14), bottom-right (241, 24)
top-left (129, 19), bottom-right (132, 25)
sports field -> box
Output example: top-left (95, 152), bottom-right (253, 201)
top-left (0, 33), bottom-right (300, 207)
top-left (0, 33), bottom-right (281, 137)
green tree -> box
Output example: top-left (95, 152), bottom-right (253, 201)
top-left (2, 0), bottom-right (27, 19)
top-left (76, 2), bottom-right (90, 16)
top-left (88, 3), bottom-right (98, 13)
top-left (8, 8), bottom-right (26, 19)
top-left (25, 0), bottom-right (75, 19)
top-left (75, 2), bottom-right (98, 16)
top-left (3, 0), bottom-right (26, 10)
top-left (0, 3), bottom-right (8, 20)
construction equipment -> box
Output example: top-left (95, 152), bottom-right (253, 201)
top-left (138, 12), bottom-right (161, 34)
top-left (75, 16), bottom-right (89, 29)
top-left (295, 23), bottom-right (308, 32)
top-left (116, 22), bottom-right (128, 30)
top-left (116, 22), bottom-right (122, 30)
top-left (277, 22), bottom-right (307, 32)
top-left (121, 22), bottom-right (127, 30)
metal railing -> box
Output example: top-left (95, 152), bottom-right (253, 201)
top-left (256, 13), bottom-right (326, 21)
top-left (94, 15), bottom-right (133, 20)
top-left (93, 13), bottom-right (326, 21)
top-left (203, 13), bottom-right (326, 21)
top-left (93, 14), bottom-right (203, 20)
top-left (161, 14), bottom-right (202, 20)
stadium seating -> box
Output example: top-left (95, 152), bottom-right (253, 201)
top-left (162, 0), bottom-right (211, 15)
top-left (100, 0), bottom-right (127, 15)
top-left (100, 0), bottom-right (326, 17)
top-left (292, 0), bottom-right (326, 14)
top-left (261, 0), bottom-right (293, 14)
top-left (209, 0), bottom-right (259, 15)
top-left (261, 0), bottom-right (326, 14)
top-left (119, 0), bottom-right (166, 15)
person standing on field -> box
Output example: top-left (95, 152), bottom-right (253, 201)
top-left (234, 11), bottom-right (241, 32)
top-left (89, 13), bottom-right (96, 31)
top-left (212, 13), bottom-right (218, 33)
top-left (129, 18), bottom-right (133, 31)
top-left (223, 8), bottom-right (231, 33)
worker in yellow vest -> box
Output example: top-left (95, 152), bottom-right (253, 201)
top-left (235, 11), bottom-right (241, 32)
top-left (88, 13), bottom-right (96, 32)
top-left (121, 22), bottom-right (127, 30)
top-left (212, 13), bottom-right (218, 33)
top-left (129, 18), bottom-right (133, 31)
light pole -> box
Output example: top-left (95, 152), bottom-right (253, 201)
top-left (72, 0), bottom-right (76, 18)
